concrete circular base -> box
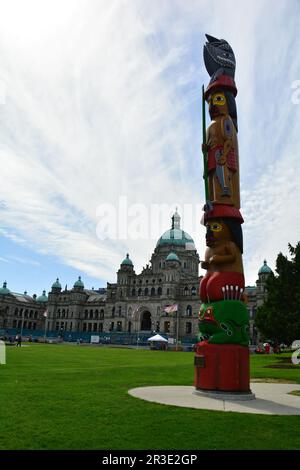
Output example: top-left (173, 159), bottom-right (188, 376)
top-left (128, 383), bottom-right (300, 415)
top-left (193, 389), bottom-right (256, 401)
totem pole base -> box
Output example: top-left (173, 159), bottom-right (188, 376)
top-left (194, 341), bottom-right (251, 393)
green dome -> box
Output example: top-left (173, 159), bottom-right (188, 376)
top-left (0, 281), bottom-right (10, 295)
top-left (166, 252), bottom-right (180, 262)
top-left (157, 229), bottom-right (195, 248)
top-left (121, 253), bottom-right (133, 266)
top-left (74, 276), bottom-right (84, 288)
top-left (52, 278), bottom-right (62, 289)
top-left (37, 290), bottom-right (48, 303)
top-left (258, 260), bottom-right (272, 275)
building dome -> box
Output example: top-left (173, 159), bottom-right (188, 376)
top-left (74, 276), bottom-right (84, 288)
top-left (0, 281), bottom-right (10, 295)
top-left (52, 278), bottom-right (62, 289)
top-left (36, 290), bottom-right (48, 303)
top-left (156, 210), bottom-right (195, 249)
top-left (166, 252), bottom-right (180, 262)
top-left (258, 260), bottom-right (272, 275)
top-left (121, 253), bottom-right (133, 266)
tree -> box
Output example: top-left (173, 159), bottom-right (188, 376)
top-left (255, 243), bottom-right (300, 345)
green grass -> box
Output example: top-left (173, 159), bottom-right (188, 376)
top-left (0, 344), bottom-right (299, 450)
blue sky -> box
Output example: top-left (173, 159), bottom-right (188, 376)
top-left (0, 0), bottom-right (300, 296)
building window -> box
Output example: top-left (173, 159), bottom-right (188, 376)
top-left (84, 310), bottom-right (88, 319)
top-left (88, 323), bottom-right (92, 332)
top-left (14, 308), bottom-right (18, 315)
top-left (151, 287), bottom-right (155, 296)
top-left (131, 288), bottom-right (136, 296)
top-left (117, 321), bottom-right (122, 331)
top-left (186, 305), bottom-right (192, 316)
top-left (138, 288), bottom-right (142, 296)
top-left (184, 287), bottom-right (189, 296)
top-left (144, 288), bottom-right (149, 296)
top-left (93, 323), bottom-right (97, 332)
top-left (34, 311), bottom-right (38, 319)
top-left (191, 287), bottom-right (196, 296)
top-left (56, 322), bottom-right (60, 331)
top-left (112, 307), bottom-right (115, 317)
top-left (128, 321), bottom-right (132, 333)
top-left (95, 310), bottom-right (99, 319)
top-left (186, 322), bottom-right (192, 334)
top-left (32, 323), bottom-right (36, 330)
top-left (99, 323), bottom-right (103, 332)
top-left (164, 321), bottom-right (170, 333)
top-left (110, 322), bottom-right (114, 331)
top-left (100, 309), bottom-right (104, 319)
top-left (156, 321), bottom-right (160, 332)
top-left (158, 287), bottom-right (162, 295)
top-left (89, 310), bottom-right (93, 319)
top-left (118, 306), bottom-right (122, 316)
top-left (184, 262), bottom-right (187, 268)
top-left (13, 320), bottom-right (17, 328)
top-left (166, 288), bottom-right (170, 295)
top-left (83, 323), bottom-right (87, 332)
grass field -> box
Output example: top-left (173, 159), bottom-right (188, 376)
top-left (0, 344), bottom-right (299, 450)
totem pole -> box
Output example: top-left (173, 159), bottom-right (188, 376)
top-left (194, 34), bottom-right (251, 394)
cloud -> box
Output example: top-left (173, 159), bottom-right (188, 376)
top-left (0, 0), bottom-right (299, 286)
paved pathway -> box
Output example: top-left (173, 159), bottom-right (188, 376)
top-left (129, 383), bottom-right (300, 415)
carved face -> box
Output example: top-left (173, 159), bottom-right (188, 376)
top-left (205, 219), bottom-right (231, 246)
top-left (208, 91), bottom-right (228, 119)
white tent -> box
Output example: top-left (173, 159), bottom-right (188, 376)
top-left (147, 334), bottom-right (168, 342)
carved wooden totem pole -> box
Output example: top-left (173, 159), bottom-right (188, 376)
top-left (194, 34), bottom-right (251, 394)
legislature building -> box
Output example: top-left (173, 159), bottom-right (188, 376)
top-left (0, 211), bottom-right (272, 344)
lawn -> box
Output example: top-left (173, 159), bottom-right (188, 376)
top-left (0, 344), bottom-right (299, 450)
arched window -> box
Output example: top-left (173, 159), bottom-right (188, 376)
top-left (186, 322), bottom-right (192, 334)
top-left (84, 310), bottom-right (88, 319)
top-left (14, 308), bottom-right (18, 315)
top-left (34, 311), bottom-right (38, 319)
top-left (144, 288), bottom-right (149, 296)
top-left (191, 286), bottom-right (196, 296)
top-left (95, 310), bottom-right (99, 319)
top-left (100, 309), bottom-right (104, 319)
top-left (131, 288), bottom-right (136, 296)
top-left (158, 287), bottom-right (162, 295)
top-left (118, 306), bottom-right (122, 316)
top-left (184, 262), bottom-right (187, 269)
top-left (184, 286), bottom-right (189, 296)
top-left (151, 287), bottom-right (155, 296)
top-left (167, 288), bottom-right (170, 295)
top-left (89, 310), bottom-right (93, 319)
top-left (138, 288), bottom-right (142, 296)
top-left (186, 305), bottom-right (192, 316)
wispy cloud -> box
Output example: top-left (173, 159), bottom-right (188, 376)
top-left (0, 0), bottom-right (299, 286)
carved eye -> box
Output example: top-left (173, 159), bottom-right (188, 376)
top-left (212, 93), bottom-right (225, 106)
top-left (211, 223), bottom-right (222, 232)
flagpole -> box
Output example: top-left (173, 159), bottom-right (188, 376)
top-left (176, 309), bottom-right (179, 351)
top-left (43, 310), bottom-right (47, 343)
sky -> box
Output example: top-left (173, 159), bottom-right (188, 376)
top-left (0, 0), bottom-right (300, 296)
